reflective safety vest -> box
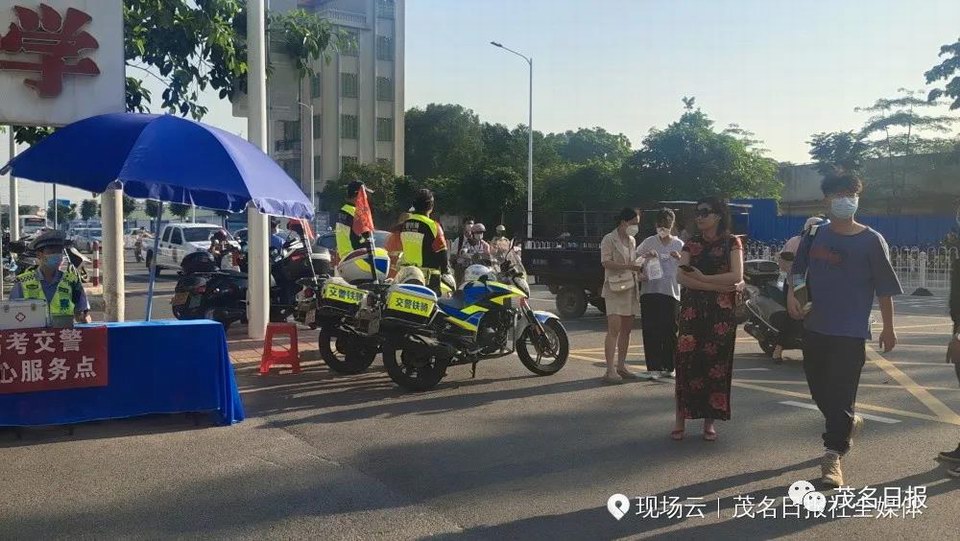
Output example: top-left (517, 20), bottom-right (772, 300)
top-left (399, 213), bottom-right (445, 275)
top-left (335, 203), bottom-right (363, 256)
top-left (17, 269), bottom-right (78, 317)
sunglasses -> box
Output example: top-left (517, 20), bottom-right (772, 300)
top-left (695, 208), bottom-right (715, 218)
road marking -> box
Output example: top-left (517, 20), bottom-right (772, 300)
top-left (779, 401), bottom-right (901, 424)
top-left (890, 323), bottom-right (954, 331)
top-left (737, 378), bottom-right (960, 392)
top-left (866, 346), bottom-right (960, 424)
top-left (565, 348), bottom-right (960, 426)
top-left (733, 367), bottom-right (770, 372)
top-left (732, 381), bottom-right (952, 424)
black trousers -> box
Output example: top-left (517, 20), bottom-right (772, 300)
top-left (640, 294), bottom-right (679, 372)
top-left (802, 330), bottom-right (866, 455)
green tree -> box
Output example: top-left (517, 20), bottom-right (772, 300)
top-left (18, 205), bottom-right (33, 215)
top-left (323, 161), bottom-right (405, 223)
top-left (856, 89), bottom-right (959, 210)
top-left (547, 127), bottom-right (632, 164)
top-left (405, 104), bottom-right (484, 180)
top-left (807, 131), bottom-right (870, 176)
top-left (122, 195), bottom-right (138, 219)
top-left (169, 203), bottom-right (191, 221)
top-left (624, 103), bottom-right (780, 202)
top-left (926, 36), bottom-right (960, 110)
top-left (47, 202), bottom-right (77, 223)
top-left (80, 199), bottom-right (99, 221)
top-left (144, 200), bottom-right (162, 220)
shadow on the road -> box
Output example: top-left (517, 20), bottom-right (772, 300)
top-left (429, 466), bottom-right (957, 541)
top-left (0, 413), bottom-right (217, 448)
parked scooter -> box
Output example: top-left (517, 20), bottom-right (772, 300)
top-left (742, 258), bottom-right (802, 357)
top-left (172, 233), bottom-right (324, 328)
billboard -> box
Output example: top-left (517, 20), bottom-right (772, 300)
top-left (0, 0), bottom-right (124, 127)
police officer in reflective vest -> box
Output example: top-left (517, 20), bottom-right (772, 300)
top-left (399, 188), bottom-right (449, 293)
top-left (335, 180), bottom-right (370, 257)
top-left (9, 230), bottom-right (91, 327)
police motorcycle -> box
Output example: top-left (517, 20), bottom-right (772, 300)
top-left (172, 233), bottom-right (323, 328)
top-left (379, 245), bottom-right (569, 392)
top-left (299, 246), bottom-right (393, 374)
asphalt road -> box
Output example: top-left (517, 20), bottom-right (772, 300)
top-left (3, 254), bottom-right (959, 539)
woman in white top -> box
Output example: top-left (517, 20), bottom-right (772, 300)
top-left (600, 208), bottom-right (645, 383)
top-left (637, 208), bottom-right (684, 379)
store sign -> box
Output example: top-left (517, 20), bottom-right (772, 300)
top-left (0, 326), bottom-right (109, 394)
top-left (0, 1), bottom-right (123, 127)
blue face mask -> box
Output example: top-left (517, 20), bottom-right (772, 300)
top-left (830, 196), bottom-right (859, 220)
top-left (44, 254), bottom-right (64, 269)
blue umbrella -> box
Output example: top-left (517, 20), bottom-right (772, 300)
top-left (1, 113), bottom-right (313, 218)
top-left (2, 112), bottom-right (314, 320)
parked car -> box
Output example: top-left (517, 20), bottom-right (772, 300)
top-left (69, 227), bottom-right (102, 253)
top-left (146, 223), bottom-right (238, 276)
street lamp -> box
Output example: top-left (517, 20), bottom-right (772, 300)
top-left (297, 101), bottom-right (316, 216)
top-left (491, 41), bottom-right (534, 239)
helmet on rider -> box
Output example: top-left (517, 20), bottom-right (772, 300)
top-left (462, 264), bottom-right (495, 285)
top-left (210, 229), bottom-right (228, 242)
top-left (471, 223), bottom-right (486, 240)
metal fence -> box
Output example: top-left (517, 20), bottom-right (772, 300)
top-left (743, 241), bottom-right (957, 294)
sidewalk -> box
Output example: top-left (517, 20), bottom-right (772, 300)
top-left (225, 325), bottom-right (322, 366)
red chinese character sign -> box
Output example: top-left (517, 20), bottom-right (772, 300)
top-left (0, 0), bottom-right (122, 127)
top-left (0, 326), bottom-right (108, 394)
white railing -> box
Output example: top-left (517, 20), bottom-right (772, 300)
top-left (744, 242), bottom-right (957, 294)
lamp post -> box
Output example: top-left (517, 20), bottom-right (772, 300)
top-left (491, 41), bottom-right (533, 239)
top-left (297, 101), bottom-right (315, 216)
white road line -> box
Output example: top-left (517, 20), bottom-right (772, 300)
top-left (779, 400), bottom-right (901, 424)
top-left (734, 367), bottom-right (771, 372)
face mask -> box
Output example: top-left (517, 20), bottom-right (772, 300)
top-left (657, 227), bottom-right (671, 239)
top-left (45, 254), bottom-right (64, 269)
top-left (830, 196), bottom-right (859, 219)
top-left (625, 225), bottom-right (639, 237)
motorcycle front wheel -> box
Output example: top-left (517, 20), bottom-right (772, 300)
top-left (381, 341), bottom-right (447, 392)
top-left (516, 318), bottom-right (569, 376)
top-left (319, 329), bottom-right (377, 374)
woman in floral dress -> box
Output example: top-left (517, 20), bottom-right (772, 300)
top-left (671, 197), bottom-right (745, 441)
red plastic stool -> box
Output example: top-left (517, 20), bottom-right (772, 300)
top-left (259, 323), bottom-right (301, 374)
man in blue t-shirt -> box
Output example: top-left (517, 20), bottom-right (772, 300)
top-left (788, 171), bottom-right (903, 489)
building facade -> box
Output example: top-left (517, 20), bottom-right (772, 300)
top-left (235, 0), bottom-right (404, 213)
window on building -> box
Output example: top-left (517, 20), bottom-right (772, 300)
top-left (376, 76), bottom-right (393, 101)
top-left (314, 155), bottom-right (322, 176)
top-left (376, 117), bottom-right (394, 142)
top-left (377, 0), bottom-right (395, 19)
top-left (283, 120), bottom-right (300, 141)
top-left (341, 30), bottom-right (359, 56)
top-left (341, 156), bottom-right (358, 170)
top-left (341, 114), bottom-right (358, 139)
top-left (341, 73), bottom-right (358, 98)
top-left (312, 115), bottom-right (322, 136)
top-left (310, 74), bottom-right (322, 98)
top-left (376, 36), bottom-right (394, 61)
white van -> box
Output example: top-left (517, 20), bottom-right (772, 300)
top-left (147, 223), bottom-right (237, 275)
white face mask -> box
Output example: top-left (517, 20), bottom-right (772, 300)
top-left (830, 196), bottom-right (859, 220)
top-left (625, 224), bottom-right (639, 237)
top-left (657, 227), bottom-right (671, 239)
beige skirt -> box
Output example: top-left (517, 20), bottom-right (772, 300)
top-left (602, 284), bottom-right (640, 317)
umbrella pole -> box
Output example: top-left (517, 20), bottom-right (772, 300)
top-left (145, 202), bottom-right (164, 321)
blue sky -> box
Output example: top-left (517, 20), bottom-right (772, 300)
top-left (4, 0), bottom-right (960, 206)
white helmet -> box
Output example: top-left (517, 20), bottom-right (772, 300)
top-left (463, 264), bottom-right (495, 285)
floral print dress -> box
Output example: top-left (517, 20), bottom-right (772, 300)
top-left (675, 234), bottom-right (742, 420)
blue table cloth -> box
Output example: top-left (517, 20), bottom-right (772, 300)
top-left (0, 320), bottom-right (245, 427)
